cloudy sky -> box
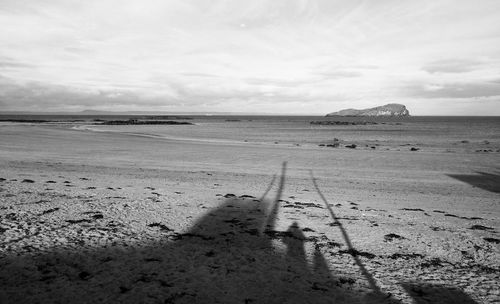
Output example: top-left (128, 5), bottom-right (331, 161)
top-left (1, 0), bottom-right (500, 115)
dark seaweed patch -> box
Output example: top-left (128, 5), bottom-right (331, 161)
top-left (469, 225), bottom-right (494, 231)
top-left (384, 233), bottom-right (406, 242)
top-left (484, 237), bottom-right (500, 244)
top-left (148, 222), bottom-right (174, 232)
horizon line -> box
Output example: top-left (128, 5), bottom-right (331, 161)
top-left (1, 111), bottom-right (500, 117)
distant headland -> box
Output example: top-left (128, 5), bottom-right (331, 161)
top-left (326, 103), bottom-right (410, 117)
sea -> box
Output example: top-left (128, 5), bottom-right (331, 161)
top-left (1, 115), bottom-right (499, 151)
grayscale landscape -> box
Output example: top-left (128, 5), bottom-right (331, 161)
top-left (1, 1), bottom-right (499, 304)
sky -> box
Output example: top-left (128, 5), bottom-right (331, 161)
top-left (1, 0), bottom-right (500, 115)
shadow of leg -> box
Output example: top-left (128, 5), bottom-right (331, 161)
top-left (263, 161), bottom-right (287, 234)
top-left (309, 170), bottom-right (386, 300)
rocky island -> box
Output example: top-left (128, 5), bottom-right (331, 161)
top-left (326, 103), bottom-right (410, 117)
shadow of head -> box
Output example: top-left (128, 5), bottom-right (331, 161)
top-left (402, 283), bottom-right (478, 304)
top-left (447, 171), bottom-right (500, 193)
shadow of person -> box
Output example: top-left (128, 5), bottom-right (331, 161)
top-left (0, 163), bottom-right (364, 304)
top-left (167, 197), bottom-right (355, 304)
top-left (402, 283), bottom-right (479, 304)
top-left (447, 171), bottom-right (500, 193)
top-left (0, 163), bottom-right (480, 304)
top-left (283, 222), bottom-right (307, 263)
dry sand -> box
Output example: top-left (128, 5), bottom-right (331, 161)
top-left (0, 123), bottom-right (499, 303)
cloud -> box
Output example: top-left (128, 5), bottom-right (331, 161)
top-left (0, 0), bottom-right (500, 114)
top-left (0, 73), bottom-right (354, 113)
top-left (0, 57), bottom-right (33, 69)
top-left (315, 70), bottom-right (363, 79)
top-left (407, 81), bottom-right (500, 99)
top-left (0, 77), bottom-right (168, 111)
top-left (422, 59), bottom-right (482, 74)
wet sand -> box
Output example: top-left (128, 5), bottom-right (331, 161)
top-left (0, 123), bottom-right (499, 303)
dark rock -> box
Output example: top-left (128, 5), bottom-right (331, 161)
top-left (119, 286), bottom-right (131, 293)
top-left (484, 237), bottom-right (500, 244)
top-left (315, 241), bottom-right (343, 249)
top-left (401, 208), bottom-right (425, 212)
top-left (148, 222), bottom-right (173, 232)
top-left (204, 250), bottom-right (215, 257)
top-left (78, 271), bottom-right (91, 280)
top-left (224, 193), bottom-right (236, 198)
top-left (239, 195), bottom-right (255, 199)
top-left (66, 219), bottom-right (92, 224)
top-left (170, 233), bottom-right (214, 241)
top-left (0, 119), bottom-right (51, 123)
top-left (294, 202), bottom-right (323, 209)
top-left (21, 179), bottom-right (35, 183)
top-left (338, 277), bottom-right (356, 285)
top-left (102, 119), bottom-right (193, 125)
top-left (469, 225), bottom-right (494, 231)
top-left (339, 249), bottom-right (376, 259)
top-left (387, 253), bottom-right (424, 260)
top-left (430, 226), bottom-right (445, 231)
top-left (410, 147), bottom-right (419, 151)
top-left (345, 144), bottom-right (357, 149)
top-left (41, 208), bottom-right (60, 215)
top-left (310, 121), bottom-right (377, 126)
top-left (384, 233), bottom-right (406, 241)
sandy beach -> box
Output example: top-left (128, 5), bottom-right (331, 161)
top-left (2, 0), bottom-right (500, 302)
top-left (0, 120), bottom-right (499, 303)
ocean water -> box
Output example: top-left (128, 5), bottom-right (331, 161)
top-left (1, 115), bottom-right (500, 151)
top-left (85, 116), bottom-right (500, 151)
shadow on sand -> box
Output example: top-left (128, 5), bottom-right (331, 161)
top-left (0, 163), bottom-right (479, 303)
top-left (447, 172), bottom-right (500, 193)
top-left (401, 283), bottom-right (478, 304)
